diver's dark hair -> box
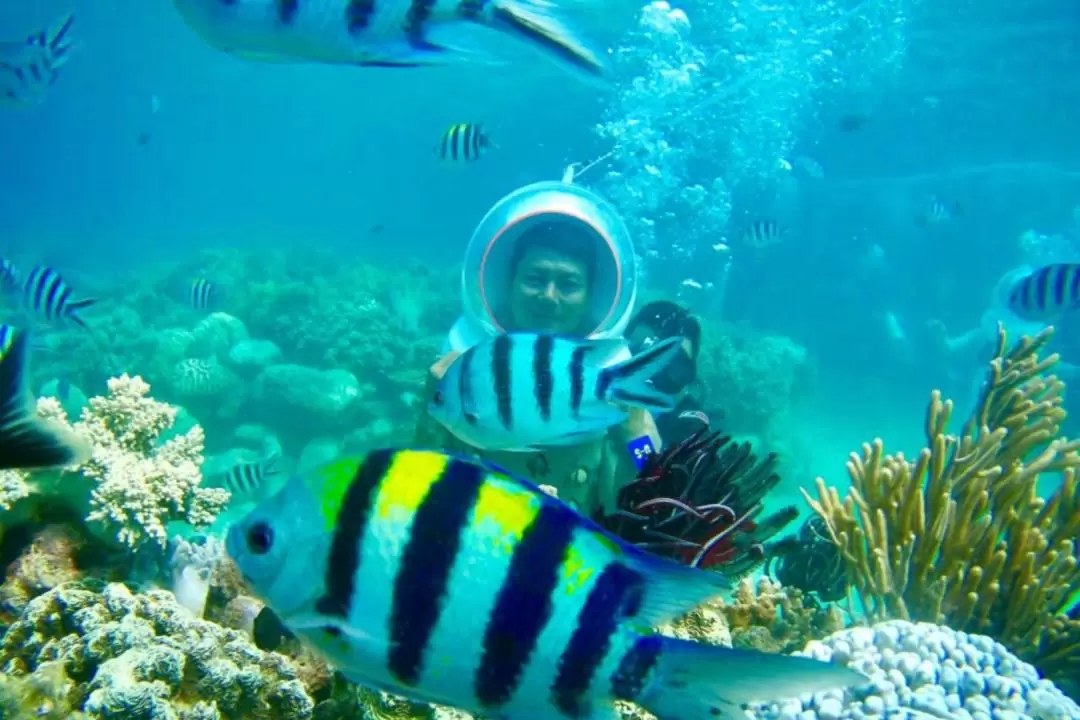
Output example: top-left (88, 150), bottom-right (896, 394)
top-left (627, 300), bottom-right (702, 358)
top-left (508, 220), bottom-right (597, 285)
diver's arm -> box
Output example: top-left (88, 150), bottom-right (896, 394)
top-left (594, 408), bottom-right (662, 514)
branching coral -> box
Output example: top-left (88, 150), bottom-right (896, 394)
top-left (0, 376), bottom-right (229, 553)
top-left (804, 324), bottom-right (1080, 693)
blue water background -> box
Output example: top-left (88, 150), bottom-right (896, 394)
top-left (1, 0), bottom-right (1079, 495)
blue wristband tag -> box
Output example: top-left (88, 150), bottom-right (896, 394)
top-left (627, 435), bottom-right (656, 470)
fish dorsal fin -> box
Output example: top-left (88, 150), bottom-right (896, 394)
top-left (581, 337), bottom-right (630, 368)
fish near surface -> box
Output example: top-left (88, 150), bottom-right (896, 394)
top-left (0, 14), bottom-right (77, 109)
top-left (429, 333), bottom-right (683, 452)
top-left (170, 0), bottom-right (606, 82)
top-left (226, 449), bottom-right (864, 718)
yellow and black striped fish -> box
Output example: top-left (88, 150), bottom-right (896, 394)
top-left (439, 123), bottom-right (491, 163)
top-left (226, 449), bottom-right (862, 718)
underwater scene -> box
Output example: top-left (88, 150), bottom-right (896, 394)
top-left (0, 0), bottom-right (1078, 718)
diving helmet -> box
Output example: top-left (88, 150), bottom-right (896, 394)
top-left (446, 179), bottom-right (638, 353)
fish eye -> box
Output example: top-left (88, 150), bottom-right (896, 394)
top-left (432, 390), bottom-right (444, 406)
top-left (247, 522), bottom-right (274, 555)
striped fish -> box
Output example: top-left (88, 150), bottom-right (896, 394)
top-left (169, 0), bottom-right (605, 82)
top-left (0, 326), bottom-right (90, 470)
top-left (226, 450), bottom-right (862, 718)
top-left (189, 278), bottom-right (218, 309)
top-left (222, 456), bottom-right (280, 499)
top-left (1007, 263), bottom-right (1080, 321)
top-left (439, 123), bottom-right (490, 163)
top-left (429, 333), bottom-right (683, 452)
top-left (0, 14), bottom-right (76, 109)
top-left (19, 265), bottom-right (96, 329)
top-left (741, 220), bottom-right (785, 249)
top-left (917, 195), bottom-right (959, 226)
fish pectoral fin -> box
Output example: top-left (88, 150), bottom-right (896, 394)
top-left (624, 549), bottom-right (732, 628)
top-left (410, 26), bottom-right (508, 65)
top-left (287, 612), bottom-right (377, 644)
top-left (487, 0), bottom-right (604, 78)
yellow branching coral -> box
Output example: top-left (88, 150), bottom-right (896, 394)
top-left (1, 375), bottom-right (229, 552)
top-left (804, 324), bottom-right (1080, 689)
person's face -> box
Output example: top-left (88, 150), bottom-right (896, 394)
top-left (508, 247), bottom-right (590, 334)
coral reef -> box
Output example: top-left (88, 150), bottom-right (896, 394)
top-left (695, 322), bottom-right (815, 440)
top-left (718, 577), bottom-right (846, 656)
top-left (0, 376), bottom-right (229, 553)
top-left (754, 620), bottom-right (1080, 720)
top-left (0, 582), bottom-right (315, 720)
top-left (804, 325), bottom-right (1080, 695)
top-left (598, 427), bottom-right (798, 576)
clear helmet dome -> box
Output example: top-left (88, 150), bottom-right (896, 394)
top-left (447, 180), bottom-right (638, 352)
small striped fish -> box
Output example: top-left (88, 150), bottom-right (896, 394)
top-left (226, 450), bottom-right (863, 719)
top-left (741, 220), bottom-right (785, 249)
top-left (1007, 263), bottom-right (1080, 321)
top-left (429, 333), bottom-right (683, 452)
top-left (170, 0), bottom-right (604, 81)
top-left (222, 457), bottom-right (280, 499)
top-left (918, 195), bottom-right (957, 226)
top-left (0, 326), bottom-right (90, 470)
top-left (439, 123), bottom-right (491, 163)
top-left (19, 265), bottom-right (95, 329)
top-left (189, 278), bottom-right (218, 309)
top-left (0, 14), bottom-right (76, 109)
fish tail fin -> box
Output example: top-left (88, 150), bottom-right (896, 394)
top-left (65, 297), bottom-right (96, 329)
top-left (487, 0), bottom-right (607, 83)
top-left (31, 13), bottom-right (77, 72)
top-left (0, 328), bottom-right (90, 471)
top-left (598, 337), bottom-right (681, 413)
top-left (622, 634), bottom-right (865, 719)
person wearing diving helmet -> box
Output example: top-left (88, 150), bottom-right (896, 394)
top-left (413, 177), bottom-right (661, 516)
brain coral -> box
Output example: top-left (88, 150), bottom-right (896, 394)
top-left (0, 582), bottom-right (314, 720)
top-left (754, 620), bottom-right (1080, 720)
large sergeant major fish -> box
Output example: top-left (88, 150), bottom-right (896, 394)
top-left (429, 333), bottom-right (683, 452)
top-left (227, 449), bottom-right (864, 719)
top-left (170, 0), bottom-right (605, 81)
